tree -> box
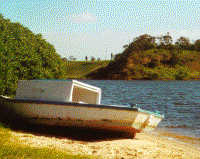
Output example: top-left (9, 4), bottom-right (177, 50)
top-left (158, 32), bottom-right (173, 49)
top-left (194, 39), bottom-right (200, 51)
top-left (123, 44), bottom-right (129, 49)
top-left (131, 34), bottom-right (156, 51)
top-left (111, 53), bottom-right (114, 60)
top-left (62, 57), bottom-right (68, 61)
top-left (0, 14), bottom-right (66, 95)
top-left (85, 56), bottom-right (88, 62)
top-left (175, 36), bottom-right (190, 50)
top-left (91, 56), bottom-right (95, 62)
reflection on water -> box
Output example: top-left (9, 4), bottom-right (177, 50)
top-left (82, 80), bottom-right (200, 138)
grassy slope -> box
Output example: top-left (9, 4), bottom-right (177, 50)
top-left (64, 61), bottom-right (110, 79)
top-left (0, 123), bottom-right (94, 159)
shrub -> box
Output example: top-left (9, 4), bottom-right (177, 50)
top-left (174, 67), bottom-right (189, 80)
top-left (144, 69), bottom-right (160, 80)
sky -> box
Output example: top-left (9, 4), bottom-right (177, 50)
top-left (1, 0), bottom-right (200, 60)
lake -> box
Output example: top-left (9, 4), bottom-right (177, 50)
top-left (82, 80), bottom-right (200, 138)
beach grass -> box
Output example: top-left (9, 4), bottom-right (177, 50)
top-left (0, 122), bottom-right (94, 159)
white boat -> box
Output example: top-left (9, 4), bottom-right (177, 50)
top-left (0, 80), bottom-right (164, 137)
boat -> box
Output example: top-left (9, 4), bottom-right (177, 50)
top-left (0, 80), bottom-right (164, 137)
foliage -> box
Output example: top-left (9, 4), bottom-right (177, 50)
top-left (143, 69), bottom-right (160, 80)
top-left (174, 66), bottom-right (190, 80)
top-left (1, 13), bottom-right (200, 83)
top-left (175, 36), bottom-right (191, 50)
top-left (194, 39), bottom-right (200, 51)
top-left (87, 32), bottom-right (200, 80)
top-left (158, 33), bottom-right (173, 49)
top-left (0, 14), bottom-right (66, 96)
top-left (130, 34), bottom-right (156, 51)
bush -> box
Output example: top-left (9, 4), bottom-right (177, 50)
top-left (174, 67), bottom-right (189, 80)
top-left (144, 69), bottom-right (160, 80)
top-left (0, 14), bottom-right (66, 96)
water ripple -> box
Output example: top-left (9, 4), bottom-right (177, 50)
top-left (83, 80), bottom-right (200, 137)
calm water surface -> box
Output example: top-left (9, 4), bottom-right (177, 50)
top-left (82, 80), bottom-right (200, 138)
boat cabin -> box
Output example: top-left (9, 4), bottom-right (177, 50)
top-left (15, 80), bottom-right (101, 104)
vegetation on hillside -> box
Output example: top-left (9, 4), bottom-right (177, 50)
top-left (0, 14), bottom-right (66, 96)
top-left (87, 33), bottom-right (200, 80)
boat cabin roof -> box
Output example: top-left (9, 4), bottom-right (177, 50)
top-left (15, 80), bottom-right (101, 104)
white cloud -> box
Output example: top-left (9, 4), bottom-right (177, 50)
top-left (71, 12), bottom-right (97, 23)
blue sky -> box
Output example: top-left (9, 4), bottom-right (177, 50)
top-left (1, 0), bottom-right (200, 60)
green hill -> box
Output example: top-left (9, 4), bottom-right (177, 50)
top-left (64, 61), bottom-right (110, 79)
top-left (87, 34), bottom-right (200, 80)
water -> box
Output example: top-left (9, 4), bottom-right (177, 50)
top-left (82, 80), bottom-right (200, 138)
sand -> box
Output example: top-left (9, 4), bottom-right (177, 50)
top-left (11, 129), bottom-right (200, 159)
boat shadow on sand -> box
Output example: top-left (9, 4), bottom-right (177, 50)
top-left (0, 113), bottom-right (136, 142)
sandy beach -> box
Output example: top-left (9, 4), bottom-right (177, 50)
top-left (11, 127), bottom-right (200, 159)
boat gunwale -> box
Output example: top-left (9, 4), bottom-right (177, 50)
top-left (0, 96), bottom-right (164, 118)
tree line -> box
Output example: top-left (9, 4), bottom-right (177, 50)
top-left (123, 33), bottom-right (200, 52)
